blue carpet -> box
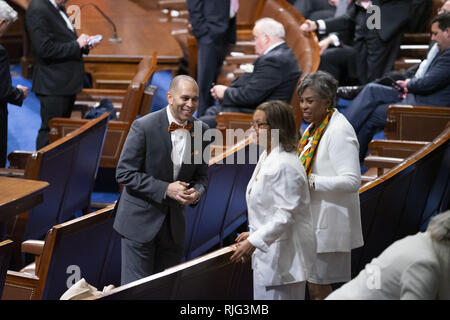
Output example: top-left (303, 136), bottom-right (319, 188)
top-left (7, 64), bottom-right (172, 205)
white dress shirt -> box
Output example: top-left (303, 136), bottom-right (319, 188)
top-left (263, 41), bottom-right (285, 56)
top-left (49, 0), bottom-right (75, 32)
top-left (166, 106), bottom-right (190, 180)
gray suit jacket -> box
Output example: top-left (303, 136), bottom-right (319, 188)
top-left (113, 108), bottom-right (209, 243)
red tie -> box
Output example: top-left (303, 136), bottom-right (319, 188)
top-left (168, 122), bottom-right (193, 132)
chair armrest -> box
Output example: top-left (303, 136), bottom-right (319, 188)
top-left (20, 240), bottom-right (45, 275)
top-left (361, 175), bottom-right (376, 184)
top-left (368, 139), bottom-right (429, 158)
top-left (225, 54), bottom-right (258, 65)
top-left (21, 240), bottom-right (44, 256)
top-left (7, 151), bottom-right (33, 169)
top-left (0, 168), bottom-right (25, 178)
top-left (364, 156), bottom-right (404, 176)
top-left (3, 270), bottom-right (40, 300)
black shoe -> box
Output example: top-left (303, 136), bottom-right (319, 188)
top-left (336, 86), bottom-right (363, 100)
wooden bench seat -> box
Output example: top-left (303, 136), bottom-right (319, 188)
top-left (353, 126), bottom-right (450, 277)
top-left (0, 113), bottom-right (109, 269)
top-left (2, 205), bottom-right (119, 300)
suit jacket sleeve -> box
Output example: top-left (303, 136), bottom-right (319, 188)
top-left (189, 121), bottom-right (210, 204)
top-left (314, 117), bottom-right (361, 193)
top-left (407, 52), bottom-right (450, 95)
top-left (116, 120), bottom-right (170, 204)
top-left (26, 8), bottom-right (82, 61)
top-left (222, 54), bottom-right (283, 107)
top-left (0, 47), bottom-right (24, 106)
top-left (322, 3), bottom-right (356, 34)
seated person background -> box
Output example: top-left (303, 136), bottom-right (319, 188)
top-left (344, 12), bottom-right (450, 163)
top-left (289, 0), bottom-right (342, 21)
top-left (326, 210), bottom-right (450, 300)
top-left (337, 0), bottom-right (450, 100)
top-left (300, 0), bottom-right (411, 85)
top-left (316, 0), bottom-right (352, 56)
top-left (198, 17), bottom-right (301, 128)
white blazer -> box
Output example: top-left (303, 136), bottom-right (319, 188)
top-left (307, 110), bottom-right (364, 252)
top-left (246, 146), bottom-right (317, 287)
top-left (327, 232), bottom-right (450, 300)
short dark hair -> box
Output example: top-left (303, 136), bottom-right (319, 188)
top-left (296, 71), bottom-right (338, 108)
top-left (255, 100), bottom-right (298, 152)
top-left (432, 12), bottom-right (450, 30)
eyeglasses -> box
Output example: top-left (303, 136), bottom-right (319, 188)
top-left (250, 121), bottom-right (270, 129)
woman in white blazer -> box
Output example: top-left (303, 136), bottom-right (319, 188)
top-left (327, 210), bottom-right (450, 300)
top-left (296, 71), bottom-right (364, 300)
top-left (230, 100), bottom-right (317, 300)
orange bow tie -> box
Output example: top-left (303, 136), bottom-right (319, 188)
top-left (168, 122), bottom-right (193, 132)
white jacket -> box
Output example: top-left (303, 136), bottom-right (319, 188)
top-left (246, 146), bottom-right (317, 287)
top-left (307, 110), bottom-right (364, 252)
top-left (327, 232), bottom-right (450, 300)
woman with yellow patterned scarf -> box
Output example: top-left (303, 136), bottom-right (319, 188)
top-left (296, 71), bottom-right (364, 300)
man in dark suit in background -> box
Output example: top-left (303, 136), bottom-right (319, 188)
top-left (301, 0), bottom-right (411, 85)
top-left (0, 1), bottom-right (28, 167)
top-left (114, 75), bottom-right (210, 285)
top-left (198, 17), bottom-right (301, 128)
top-left (187, 0), bottom-right (237, 117)
top-left (345, 12), bottom-right (450, 162)
top-left (25, 0), bottom-right (101, 150)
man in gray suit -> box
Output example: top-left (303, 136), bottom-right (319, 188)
top-left (114, 75), bottom-right (210, 285)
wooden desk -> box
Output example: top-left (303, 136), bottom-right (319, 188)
top-left (0, 177), bottom-right (49, 222)
top-left (69, 0), bottom-right (182, 73)
top-left (10, 0), bottom-right (182, 78)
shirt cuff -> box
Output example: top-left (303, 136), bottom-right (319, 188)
top-left (328, 33), bottom-right (340, 47)
top-left (317, 20), bottom-right (326, 34)
top-left (247, 233), bottom-right (269, 253)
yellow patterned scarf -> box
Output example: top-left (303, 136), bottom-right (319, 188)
top-left (297, 109), bottom-right (334, 176)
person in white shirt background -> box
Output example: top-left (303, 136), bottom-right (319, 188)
top-left (327, 210), bottom-right (450, 300)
